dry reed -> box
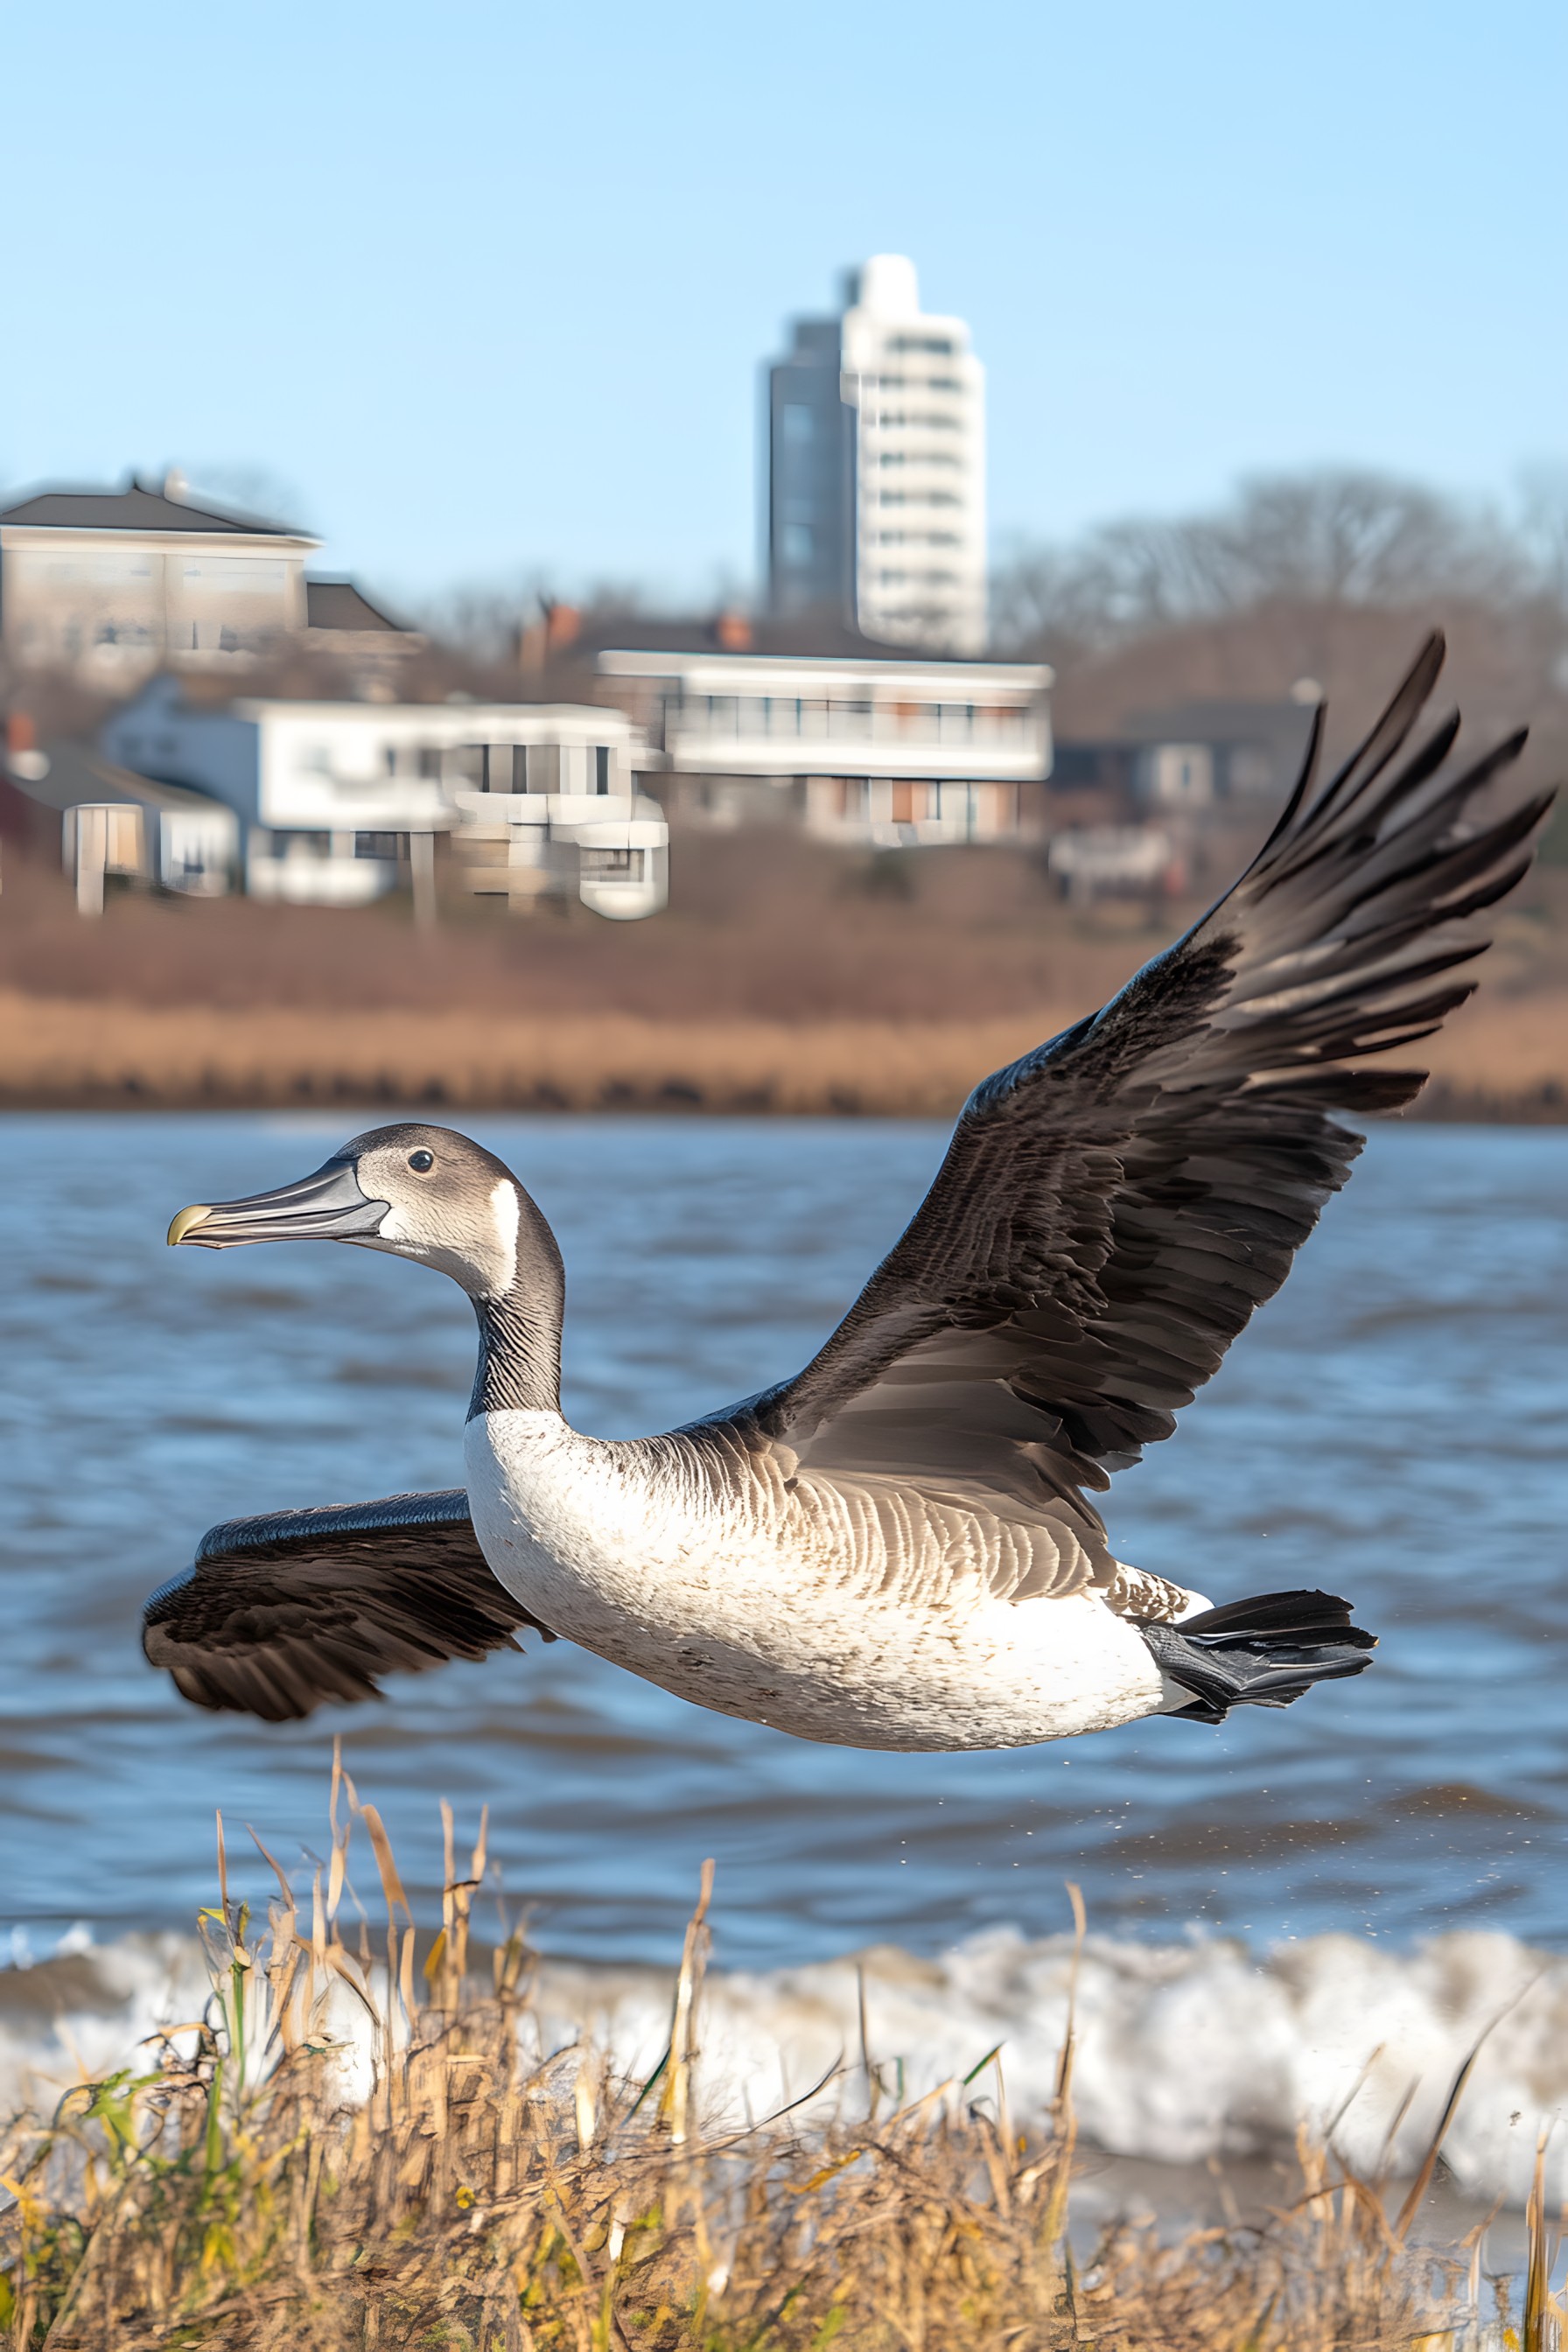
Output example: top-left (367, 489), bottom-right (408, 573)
top-left (2, 988), bottom-right (1564, 1120)
top-left (2, 1766), bottom-right (1561, 2352)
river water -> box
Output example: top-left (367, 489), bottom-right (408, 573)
top-left (3, 1114), bottom-right (1566, 2198)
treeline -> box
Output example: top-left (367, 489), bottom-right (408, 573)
top-left (989, 466), bottom-right (1568, 658)
top-left (973, 469), bottom-right (1568, 814)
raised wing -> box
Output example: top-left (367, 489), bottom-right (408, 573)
top-left (746, 636), bottom-right (1549, 1531)
top-left (143, 1488), bottom-right (551, 1722)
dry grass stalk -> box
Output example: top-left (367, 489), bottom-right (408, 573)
top-left (0, 1774), bottom-right (1561, 2352)
top-left (1, 988), bottom-right (1565, 1120)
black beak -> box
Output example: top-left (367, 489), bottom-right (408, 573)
top-left (168, 1159), bottom-right (390, 1249)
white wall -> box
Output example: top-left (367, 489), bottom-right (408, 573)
top-left (840, 256), bottom-right (987, 656)
top-left (102, 681), bottom-right (262, 819)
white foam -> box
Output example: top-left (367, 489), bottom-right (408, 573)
top-left (5, 1925), bottom-right (1565, 2208)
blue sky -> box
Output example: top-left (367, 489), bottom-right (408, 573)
top-left (4, 0), bottom-right (1564, 610)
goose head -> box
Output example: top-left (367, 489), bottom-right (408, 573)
top-left (167, 1122), bottom-right (561, 1309)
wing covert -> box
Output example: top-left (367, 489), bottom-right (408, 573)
top-left (144, 1488), bottom-right (551, 1722)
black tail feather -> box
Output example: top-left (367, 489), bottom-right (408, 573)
top-left (1138, 1588), bottom-right (1376, 1726)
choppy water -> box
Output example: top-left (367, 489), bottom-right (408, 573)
top-left (2, 1116), bottom-right (1566, 2195)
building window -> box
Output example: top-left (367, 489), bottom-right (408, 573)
top-left (595, 746), bottom-right (611, 794)
top-left (579, 846), bottom-right (644, 880)
top-left (512, 744), bottom-right (529, 791)
top-left (355, 832), bottom-right (400, 860)
top-left (417, 747), bottom-right (444, 780)
top-left (781, 402), bottom-right (814, 445)
top-left (780, 522), bottom-right (813, 564)
top-left (890, 780), bottom-right (937, 823)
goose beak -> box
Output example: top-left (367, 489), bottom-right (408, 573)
top-left (167, 1159), bottom-right (390, 1249)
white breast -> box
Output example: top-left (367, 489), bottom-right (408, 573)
top-left (463, 1409), bottom-right (1176, 1752)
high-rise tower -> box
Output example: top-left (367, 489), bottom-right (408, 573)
top-left (765, 255), bottom-right (986, 654)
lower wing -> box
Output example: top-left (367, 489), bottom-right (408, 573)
top-left (142, 1488), bottom-right (553, 1722)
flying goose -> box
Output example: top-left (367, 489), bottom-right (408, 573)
top-left (148, 639), bottom-right (1548, 1746)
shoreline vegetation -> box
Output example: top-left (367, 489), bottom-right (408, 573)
top-left (2, 989), bottom-right (1566, 1122)
top-left (3, 1774), bottom-right (1562, 2352)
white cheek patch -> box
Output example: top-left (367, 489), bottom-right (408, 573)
top-left (489, 1179), bottom-right (520, 1298)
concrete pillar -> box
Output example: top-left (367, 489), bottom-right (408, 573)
top-left (410, 830), bottom-right (438, 928)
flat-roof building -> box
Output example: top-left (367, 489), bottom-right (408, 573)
top-left (765, 257), bottom-right (987, 656)
top-left (599, 645), bottom-right (1048, 848)
top-left (101, 677), bottom-right (668, 919)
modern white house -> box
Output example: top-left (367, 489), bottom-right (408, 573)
top-left (101, 679), bottom-right (668, 918)
top-left (598, 647), bottom-right (1050, 847)
top-left (766, 256), bottom-right (987, 655)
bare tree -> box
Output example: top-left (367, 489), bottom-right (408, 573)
top-left (992, 467), bottom-right (1537, 657)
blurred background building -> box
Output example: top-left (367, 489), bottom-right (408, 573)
top-left (94, 678), bottom-right (666, 919)
top-left (765, 256), bottom-right (987, 656)
top-left (598, 643), bottom-right (1048, 844)
top-left (0, 474), bottom-right (421, 690)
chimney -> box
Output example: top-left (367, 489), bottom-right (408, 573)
top-left (545, 601), bottom-right (581, 653)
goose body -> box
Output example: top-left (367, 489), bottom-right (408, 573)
top-left (465, 1408), bottom-right (1186, 1746)
top-left (144, 638), bottom-right (1549, 1745)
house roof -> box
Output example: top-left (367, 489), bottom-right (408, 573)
top-left (0, 483), bottom-right (314, 540)
top-left (305, 578), bottom-right (414, 634)
top-left (563, 608), bottom-right (989, 665)
top-left (1119, 696), bottom-right (1318, 749)
top-left (3, 738), bottom-right (233, 816)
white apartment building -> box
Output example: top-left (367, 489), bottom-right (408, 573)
top-left (766, 256), bottom-right (987, 655)
top-left (101, 678), bottom-right (668, 919)
top-left (600, 647), bottom-right (1049, 847)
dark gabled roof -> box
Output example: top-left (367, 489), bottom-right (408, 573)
top-left (3, 738), bottom-right (232, 816)
top-left (1120, 696), bottom-right (1318, 749)
top-left (0, 483), bottom-right (312, 538)
top-left (305, 578), bottom-right (415, 634)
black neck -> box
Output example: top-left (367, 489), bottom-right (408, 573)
top-left (466, 1188), bottom-right (565, 1420)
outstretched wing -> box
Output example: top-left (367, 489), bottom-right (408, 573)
top-left (143, 1488), bottom-right (552, 1722)
top-left (744, 635), bottom-right (1549, 1538)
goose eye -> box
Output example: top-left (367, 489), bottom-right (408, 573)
top-left (408, 1149), bottom-right (435, 1173)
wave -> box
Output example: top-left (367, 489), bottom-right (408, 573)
top-left (4, 1923), bottom-right (1565, 2208)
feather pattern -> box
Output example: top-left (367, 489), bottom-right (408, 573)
top-left (143, 1490), bottom-right (550, 1721)
top-left (729, 633), bottom-right (1548, 1547)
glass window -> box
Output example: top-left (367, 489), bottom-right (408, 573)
top-left (595, 746), bottom-right (611, 793)
top-left (579, 847), bottom-right (644, 879)
top-left (781, 402), bottom-right (814, 445)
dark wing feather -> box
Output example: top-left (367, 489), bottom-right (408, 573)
top-left (143, 1488), bottom-right (552, 1722)
top-left (744, 635), bottom-right (1550, 1522)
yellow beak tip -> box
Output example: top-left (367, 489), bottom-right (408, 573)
top-left (167, 1205), bottom-right (213, 1248)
